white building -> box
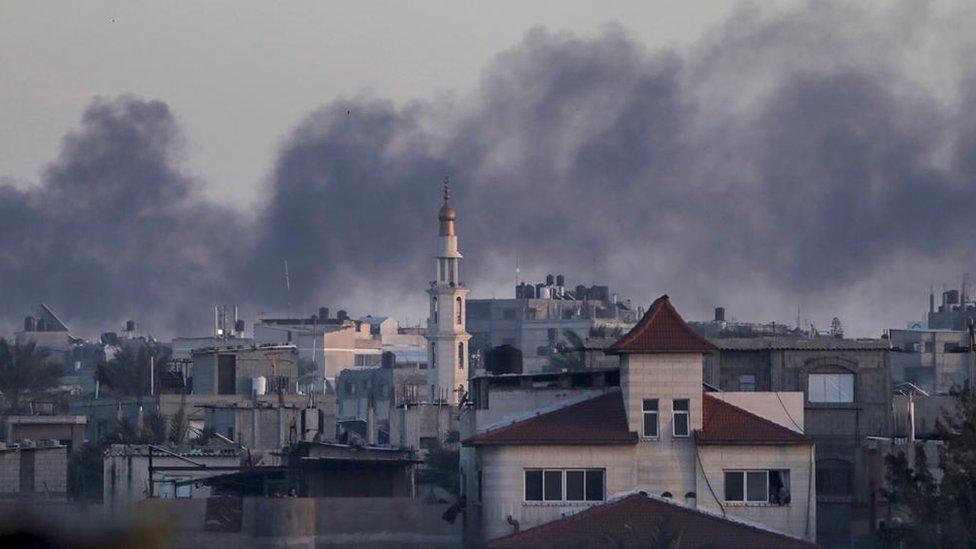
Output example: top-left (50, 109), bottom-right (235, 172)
top-left (461, 295), bottom-right (817, 544)
top-left (426, 179), bottom-right (471, 404)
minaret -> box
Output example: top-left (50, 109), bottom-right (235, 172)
top-left (426, 177), bottom-right (471, 404)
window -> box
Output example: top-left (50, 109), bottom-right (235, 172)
top-left (808, 373), bottom-right (854, 403)
top-left (432, 297), bottom-right (438, 324)
top-left (430, 343), bottom-right (436, 368)
top-left (738, 374), bottom-right (756, 391)
top-left (524, 469), bottom-right (605, 502)
top-left (458, 343), bottom-right (465, 369)
top-left (724, 470), bottom-right (790, 504)
top-left (438, 259), bottom-right (446, 283)
top-left (672, 399), bottom-right (690, 437)
top-left (448, 259), bottom-right (456, 284)
top-left (642, 399), bottom-right (659, 438)
top-left (456, 297), bottom-right (463, 325)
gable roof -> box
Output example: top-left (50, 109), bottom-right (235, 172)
top-left (606, 295), bottom-right (717, 354)
top-left (486, 492), bottom-right (817, 548)
top-left (463, 391), bottom-right (638, 446)
top-left (697, 393), bottom-right (811, 445)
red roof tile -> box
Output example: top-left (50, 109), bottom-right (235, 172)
top-left (697, 394), bottom-right (811, 445)
top-left (463, 391), bottom-right (638, 446)
top-left (486, 493), bottom-right (817, 548)
top-left (606, 295), bottom-right (717, 354)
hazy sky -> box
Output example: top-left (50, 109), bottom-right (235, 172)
top-left (1, 1), bottom-right (753, 209)
top-left (3, 1), bottom-right (975, 339)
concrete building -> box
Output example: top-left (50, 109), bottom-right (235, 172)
top-left (466, 277), bottom-right (637, 374)
top-left (0, 440), bottom-right (67, 500)
top-left (425, 179), bottom-right (471, 404)
top-left (703, 336), bottom-right (891, 546)
top-left (2, 415), bottom-right (86, 452)
top-left (191, 345), bottom-right (299, 396)
top-left (889, 327), bottom-right (974, 393)
top-left (14, 304), bottom-right (76, 368)
top-left (336, 363), bottom-right (427, 444)
top-left (284, 441), bottom-right (420, 498)
top-left (461, 296), bottom-right (816, 545)
top-left (927, 284), bottom-right (976, 330)
top-left (254, 309), bottom-right (427, 390)
top-left (103, 444), bottom-right (244, 509)
top-left (202, 400), bottom-right (335, 453)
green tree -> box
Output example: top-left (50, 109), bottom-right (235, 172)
top-left (95, 344), bottom-right (169, 397)
top-left (880, 389), bottom-right (976, 547)
top-left (0, 338), bottom-right (64, 412)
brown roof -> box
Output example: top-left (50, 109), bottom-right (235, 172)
top-left (463, 391), bottom-right (638, 446)
top-left (697, 394), bottom-right (811, 445)
top-left (486, 493), bottom-right (817, 549)
top-left (606, 295), bottom-right (717, 354)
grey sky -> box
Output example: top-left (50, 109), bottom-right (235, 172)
top-left (2, 1), bottom-right (975, 340)
top-left (1, 1), bottom-right (749, 209)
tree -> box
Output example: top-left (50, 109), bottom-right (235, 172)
top-left (880, 389), bottom-right (976, 546)
top-left (95, 343), bottom-right (169, 397)
top-left (0, 338), bottom-right (64, 412)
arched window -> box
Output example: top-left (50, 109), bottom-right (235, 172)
top-left (456, 297), bottom-right (463, 325)
top-left (458, 342), bottom-right (465, 369)
top-left (432, 297), bottom-right (438, 324)
top-left (430, 342), bottom-right (436, 369)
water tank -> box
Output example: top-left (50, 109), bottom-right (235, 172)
top-left (545, 274), bottom-right (555, 286)
top-left (486, 345), bottom-right (523, 375)
top-left (319, 307), bottom-right (330, 320)
top-left (125, 320), bottom-right (136, 332)
top-left (336, 310), bottom-right (349, 321)
top-left (538, 286), bottom-right (551, 299)
top-left (23, 316), bottom-right (35, 332)
top-left (714, 307), bottom-right (726, 322)
top-left (36, 318), bottom-right (48, 331)
top-left (252, 376), bottom-right (267, 396)
top-left (946, 290), bottom-right (960, 304)
top-left (234, 319), bottom-right (246, 333)
top-left (556, 274), bottom-right (565, 287)
top-left (575, 285), bottom-right (588, 301)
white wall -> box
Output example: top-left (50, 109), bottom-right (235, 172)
top-left (696, 444), bottom-right (817, 542)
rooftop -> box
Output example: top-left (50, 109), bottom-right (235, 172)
top-left (712, 337), bottom-right (890, 351)
top-left (487, 492), bottom-right (816, 548)
top-left (607, 295), bottom-right (717, 354)
top-left (463, 390), bottom-right (637, 446)
top-left (697, 394), bottom-right (810, 445)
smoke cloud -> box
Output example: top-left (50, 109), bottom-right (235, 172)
top-left (3, 2), bottom-right (976, 337)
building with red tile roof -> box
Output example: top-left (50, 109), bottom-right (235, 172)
top-left (459, 295), bottom-right (818, 545)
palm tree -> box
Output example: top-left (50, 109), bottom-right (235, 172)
top-left (0, 338), bottom-right (64, 412)
top-left (95, 344), bottom-right (169, 397)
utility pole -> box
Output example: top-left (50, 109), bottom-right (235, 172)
top-left (968, 318), bottom-right (975, 395)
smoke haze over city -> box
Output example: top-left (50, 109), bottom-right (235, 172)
top-left (3, 1), bottom-right (976, 338)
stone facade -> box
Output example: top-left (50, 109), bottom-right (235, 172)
top-left (703, 338), bottom-right (891, 546)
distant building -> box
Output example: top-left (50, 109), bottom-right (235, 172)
top-left (2, 415), bottom-right (86, 452)
top-left (336, 362), bottom-right (427, 445)
top-left (103, 444), bottom-right (244, 508)
top-left (202, 401), bottom-right (335, 453)
top-left (283, 441), bottom-right (420, 498)
top-left (466, 275), bottom-right (637, 374)
top-left (0, 440), bottom-right (67, 500)
top-left (889, 327), bottom-right (974, 392)
top-left (462, 296), bottom-right (816, 544)
top-left (191, 345), bottom-right (299, 396)
top-left (690, 306), bottom-right (815, 339)
top-left (254, 308), bottom-right (426, 390)
top-left (14, 304), bottom-right (76, 366)
top-left (928, 284), bottom-right (976, 330)
top-left (703, 336), bottom-right (891, 546)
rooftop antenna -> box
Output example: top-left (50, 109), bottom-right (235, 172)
top-left (515, 253), bottom-right (520, 288)
top-left (283, 260), bottom-right (292, 315)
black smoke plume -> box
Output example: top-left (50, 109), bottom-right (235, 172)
top-left (3, 2), bottom-right (976, 337)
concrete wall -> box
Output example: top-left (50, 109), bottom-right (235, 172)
top-left (193, 347), bottom-right (299, 396)
top-left (0, 446), bottom-right (67, 498)
top-left (389, 404), bottom-right (457, 453)
top-left (137, 496), bottom-right (462, 547)
top-left (473, 444), bottom-right (637, 542)
top-left (696, 444), bottom-right (816, 542)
